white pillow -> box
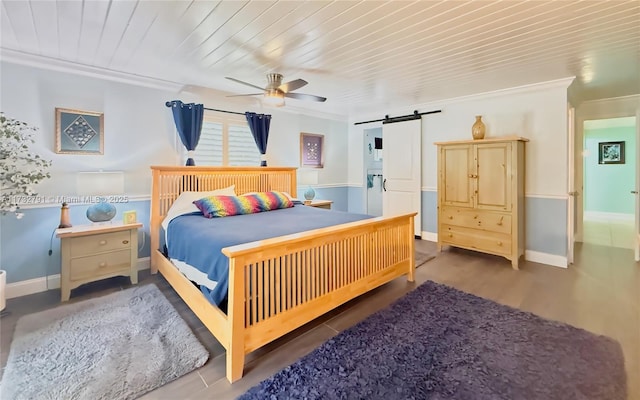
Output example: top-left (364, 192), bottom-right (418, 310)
top-left (161, 185), bottom-right (236, 232)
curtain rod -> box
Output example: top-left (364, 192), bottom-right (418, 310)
top-left (164, 101), bottom-right (245, 116)
top-left (354, 109), bottom-right (442, 125)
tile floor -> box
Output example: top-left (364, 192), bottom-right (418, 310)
top-left (583, 216), bottom-right (636, 249)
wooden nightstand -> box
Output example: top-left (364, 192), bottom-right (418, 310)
top-left (305, 200), bottom-right (333, 209)
top-left (56, 222), bottom-right (142, 302)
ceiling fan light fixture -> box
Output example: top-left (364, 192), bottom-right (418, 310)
top-left (264, 89), bottom-right (285, 107)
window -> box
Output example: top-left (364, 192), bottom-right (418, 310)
top-left (186, 116), bottom-right (260, 166)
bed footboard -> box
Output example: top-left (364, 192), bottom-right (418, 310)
top-left (222, 212), bottom-right (416, 382)
top-left (149, 166), bottom-right (417, 383)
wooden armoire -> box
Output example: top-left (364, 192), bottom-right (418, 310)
top-left (435, 136), bottom-right (527, 269)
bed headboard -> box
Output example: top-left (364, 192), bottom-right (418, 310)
top-left (149, 166), bottom-right (297, 270)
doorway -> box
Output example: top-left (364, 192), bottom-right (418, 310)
top-left (364, 128), bottom-right (383, 216)
top-left (581, 117), bottom-right (637, 249)
top-left (570, 96), bottom-right (640, 263)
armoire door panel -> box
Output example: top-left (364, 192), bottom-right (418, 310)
top-left (476, 143), bottom-right (511, 211)
top-left (442, 145), bottom-right (473, 208)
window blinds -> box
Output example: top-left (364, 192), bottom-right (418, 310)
top-left (189, 121), bottom-right (260, 166)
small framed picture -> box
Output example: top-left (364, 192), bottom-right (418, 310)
top-left (598, 141), bottom-right (625, 164)
top-left (123, 210), bottom-right (137, 224)
top-left (300, 132), bottom-right (324, 168)
top-left (55, 108), bottom-right (104, 154)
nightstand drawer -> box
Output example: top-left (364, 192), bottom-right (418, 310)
top-left (70, 230), bottom-right (131, 258)
top-left (306, 200), bottom-right (332, 209)
top-left (69, 249), bottom-right (132, 281)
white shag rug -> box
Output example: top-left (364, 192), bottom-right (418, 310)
top-left (1, 284), bottom-right (209, 400)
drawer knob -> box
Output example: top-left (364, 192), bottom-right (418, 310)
top-left (99, 240), bottom-right (107, 245)
top-left (473, 215), bottom-right (478, 219)
top-left (448, 233), bottom-right (453, 238)
top-left (448, 216), bottom-right (453, 219)
top-left (497, 241), bottom-right (502, 246)
top-left (497, 216), bottom-right (504, 226)
top-left (123, 240), bottom-right (129, 244)
top-left (99, 262), bottom-right (107, 268)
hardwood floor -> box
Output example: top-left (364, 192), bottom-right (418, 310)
top-left (1, 240), bottom-right (638, 399)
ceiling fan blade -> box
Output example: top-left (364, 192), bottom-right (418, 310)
top-left (226, 93), bottom-right (263, 97)
top-left (278, 79), bottom-right (307, 93)
top-left (225, 77), bottom-right (265, 91)
top-left (284, 92), bottom-right (327, 102)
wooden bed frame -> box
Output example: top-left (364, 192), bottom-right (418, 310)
top-left (150, 166), bottom-right (417, 382)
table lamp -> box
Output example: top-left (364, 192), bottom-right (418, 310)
top-left (77, 171), bottom-right (124, 223)
top-left (298, 169), bottom-right (319, 205)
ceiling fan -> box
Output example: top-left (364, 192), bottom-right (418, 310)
top-left (225, 73), bottom-right (326, 107)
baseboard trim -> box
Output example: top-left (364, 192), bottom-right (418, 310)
top-left (524, 250), bottom-right (568, 268)
top-left (584, 211), bottom-right (634, 221)
top-left (421, 231), bottom-right (438, 242)
top-left (419, 231), bottom-right (567, 268)
top-left (5, 257), bottom-right (151, 299)
top-left (137, 257), bottom-right (150, 271)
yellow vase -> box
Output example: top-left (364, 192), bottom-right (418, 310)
top-left (472, 115), bottom-right (486, 140)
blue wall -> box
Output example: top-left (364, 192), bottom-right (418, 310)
top-left (349, 186), bottom-right (567, 257)
top-left (422, 191), bottom-right (438, 233)
top-left (1, 188), bottom-right (355, 285)
top-left (302, 186), bottom-right (349, 212)
top-left (525, 197), bottom-right (567, 255)
top-left (348, 186), bottom-right (366, 214)
top-left (0, 200), bottom-right (151, 283)
top-left (1, 187), bottom-right (569, 286)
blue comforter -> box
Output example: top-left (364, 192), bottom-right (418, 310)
top-left (167, 205), bottom-right (372, 306)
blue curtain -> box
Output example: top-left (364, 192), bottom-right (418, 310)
top-left (245, 112), bottom-right (272, 166)
top-left (169, 100), bottom-right (204, 166)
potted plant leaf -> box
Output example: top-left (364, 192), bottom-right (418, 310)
top-left (0, 113), bottom-right (52, 310)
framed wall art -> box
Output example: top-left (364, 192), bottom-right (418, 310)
top-left (55, 108), bottom-right (104, 154)
top-left (300, 132), bottom-right (324, 168)
top-left (598, 141), bottom-right (625, 165)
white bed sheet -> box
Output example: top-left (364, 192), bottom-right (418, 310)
top-left (164, 190), bottom-right (298, 293)
top-left (170, 258), bottom-right (218, 291)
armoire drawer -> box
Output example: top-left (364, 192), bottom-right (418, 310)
top-left (440, 224), bottom-right (511, 255)
top-left (70, 230), bottom-right (132, 258)
top-left (440, 207), bottom-right (511, 234)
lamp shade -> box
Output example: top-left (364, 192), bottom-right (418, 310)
top-left (297, 169), bottom-right (319, 185)
top-left (77, 171), bottom-right (124, 196)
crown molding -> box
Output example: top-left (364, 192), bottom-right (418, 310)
top-left (1, 48), bottom-right (184, 92)
top-left (349, 77), bottom-right (576, 124)
top-left (577, 94), bottom-right (640, 118)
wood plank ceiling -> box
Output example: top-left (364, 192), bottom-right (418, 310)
top-left (1, 0), bottom-right (639, 116)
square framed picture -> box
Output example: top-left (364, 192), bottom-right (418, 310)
top-left (55, 108), bottom-right (104, 154)
top-left (123, 210), bottom-right (137, 224)
top-left (598, 141), bottom-right (625, 164)
top-left (300, 132), bottom-right (324, 168)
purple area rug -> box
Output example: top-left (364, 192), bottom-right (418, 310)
top-left (239, 280), bottom-right (626, 400)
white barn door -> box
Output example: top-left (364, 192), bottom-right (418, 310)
top-left (382, 118), bottom-right (422, 236)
